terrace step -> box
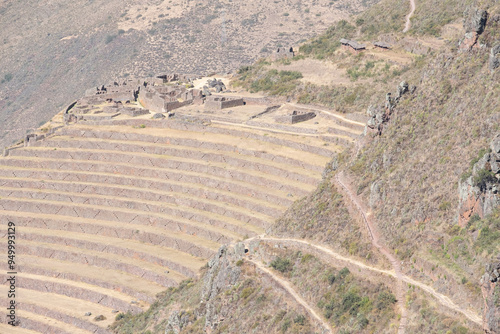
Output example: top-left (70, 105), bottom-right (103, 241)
top-left (0, 323), bottom-right (42, 334)
top-left (0, 213), bottom-right (208, 276)
top-left (0, 186), bottom-right (266, 235)
top-left (0, 164), bottom-right (293, 207)
top-left (11, 146), bottom-right (320, 189)
top-left (0, 197), bottom-right (238, 244)
top-left (0, 175), bottom-right (284, 218)
top-left (1, 154), bottom-right (312, 197)
top-left (38, 135), bottom-right (323, 178)
top-left (0, 309), bottom-right (94, 334)
top-left (0, 292), bottom-right (112, 332)
top-left (0, 273), bottom-right (144, 314)
top-left (20, 255), bottom-right (164, 301)
top-left (58, 128), bottom-right (327, 172)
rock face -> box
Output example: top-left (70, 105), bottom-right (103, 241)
top-left (365, 81), bottom-right (413, 135)
top-left (481, 259), bottom-right (500, 333)
top-left (164, 244), bottom-right (244, 334)
top-left (458, 135), bottom-right (500, 226)
top-left (490, 43), bottom-right (500, 71)
top-left (460, 7), bottom-right (488, 50)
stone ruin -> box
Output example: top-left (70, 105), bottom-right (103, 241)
top-left (275, 110), bottom-right (316, 124)
top-left (84, 78), bottom-right (141, 103)
top-left (204, 96), bottom-right (244, 111)
top-left (138, 83), bottom-right (203, 113)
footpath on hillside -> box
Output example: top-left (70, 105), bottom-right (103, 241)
top-left (403, 0), bottom-right (416, 33)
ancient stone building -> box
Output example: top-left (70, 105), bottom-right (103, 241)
top-left (204, 96), bottom-right (244, 111)
top-left (275, 110), bottom-right (316, 124)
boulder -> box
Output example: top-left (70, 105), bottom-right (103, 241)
top-left (463, 7), bottom-right (488, 34)
top-left (489, 43), bottom-right (500, 71)
top-left (396, 81), bottom-right (409, 98)
top-left (152, 113), bottom-right (165, 119)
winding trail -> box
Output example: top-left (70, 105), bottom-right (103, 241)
top-left (403, 0), bottom-right (416, 33)
top-left (334, 172), bottom-right (408, 333)
top-left (248, 235), bottom-right (483, 327)
top-left (248, 258), bottom-right (334, 334)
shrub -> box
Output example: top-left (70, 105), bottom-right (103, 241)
top-left (376, 292), bottom-right (397, 310)
top-left (240, 287), bottom-right (255, 299)
top-left (294, 315), bottom-right (306, 325)
top-left (473, 169), bottom-right (497, 191)
top-left (105, 34), bottom-right (117, 44)
top-left (270, 257), bottom-right (292, 273)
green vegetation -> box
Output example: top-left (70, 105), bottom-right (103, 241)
top-left (299, 20), bottom-right (356, 59)
top-left (105, 34), bottom-right (117, 44)
top-left (234, 63), bottom-right (303, 96)
top-left (270, 257), bottom-right (292, 273)
top-left (473, 169), bottom-right (498, 191)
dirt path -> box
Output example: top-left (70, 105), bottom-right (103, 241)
top-left (403, 0), bottom-right (416, 33)
top-left (248, 258), bottom-right (334, 334)
top-left (247, 234), bottom-right (483, 326)
top-left (334, 172), bottom-right (408, 333)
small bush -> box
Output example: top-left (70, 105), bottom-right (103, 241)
top-left (473, 169), bottom-right (497, 191)
top-left (240, 287), bottom-right (255, 299)
top-left (376, 291), bottom-right (397, 310)
top-left (270, 257), bottom-right (292, 273)
top-left (105, 34), bottom-right (117, 44)
top-left (294, 315), bottom-right (306, 325)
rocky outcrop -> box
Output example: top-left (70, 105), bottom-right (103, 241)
top-left (365, 81), bottom-right (414, 135)
top-left (460, 7), bottom-right (488, 50)
top-left (481, 259), bottom-right (500, 333)
top-left (490, 43), bottom-right (500, 72)
top-left (458, 135), bottom-right (500, 226)
top-left (164, 244), bottom-right (245, 334)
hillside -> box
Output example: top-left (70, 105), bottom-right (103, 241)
top-left (0, 0), bottom-right (379, 148)
top-left (112, 0), bottom-right (500, 331)
top-left (2, 0), bottom-right (500, 333)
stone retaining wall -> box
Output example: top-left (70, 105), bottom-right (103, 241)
top-left (245, 120), bottom-right (317, 134)
top-left (2, 215), bottom-right (198, 278)
top-left (18, 266), bottom-right (155, 303)
top-left (0, 187), bottom-right (259, 237)
top-left (0, 178), bottom-right (279, 223)
top-left (0, 274), bottom-right (142, 313)
top-left (0, 165), bottom-right (292, 208)
top-left (0, 300), bottom-right (111, 334)
top-left (17, 243), bottom-right (175, 287)
top-left (35, 138), bottom-right (319, 187)
top-left (0, 197), bottom-right (231, 245)
top-left (327, 126), bottom-right (361, 139)
top-left (58, 128), bottom-right (323, 173)
top-left (72, 119), bottom-right (336, 157)
top-left (0, 311), bottom-right (74, 334)
top-left (0, 202), bottom-right (214, 259)
top-left (6, 151), bottom-right (311, 195)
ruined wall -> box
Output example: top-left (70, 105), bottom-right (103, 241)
top-left (275, 112), bottom-right (316, 124)
top-left (205, 97), bottom-right (244, 111)
top-left (138, 89), bottom-right (166, 113)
